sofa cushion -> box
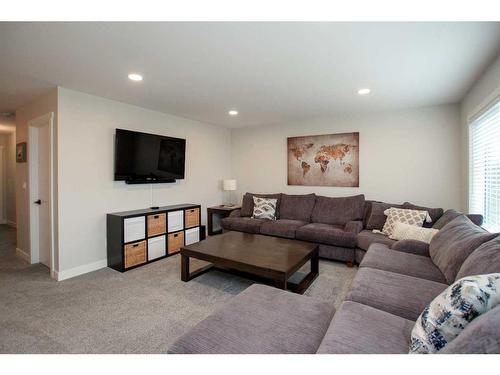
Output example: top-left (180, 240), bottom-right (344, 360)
top-left (409, 273), bottom-right (500, 354)
top-left (311, 194), bottom-right (365, 226)
top-left (296, 223), bottom-right (357, 248)
top-left (456, 237), bottom-right (500, 279)
top-left (316, 301), bottom-right (414, 354)
top-left (403, 202), bottom-right (444, 228)
top-left (365, 201), bottom-right (404, 230)
top-left (260, 219), bottom-right (307, 239)
top-left (318, 244), bottom-right (355, 263)
top-left (357, 229), bottom-right (396, 251)
top-left (429, 215), bottom-right (498, 283)
top-left (432, 209), bottom-right (483, 229)
top-left (360, 243), bottom-right (447, 283)
top-left (439, 305), bottom-right (500, 354)
top-left (167, 284), bottom-right (335, 354)
top-left (279, 193), bottom-right (316, 222)
top-left (391, 239), bottom-right (430, 257)
top-left (221, 216), bottom-right (266, 234)
top-left (346, 268), bottom-right (448, 321)
top-left (240, 193), bottom-right (282, 217)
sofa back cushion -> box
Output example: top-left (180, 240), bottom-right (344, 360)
top-left (433, 209), bottom-right (484, 229)
top-left (403, 202), bottom-right (443, 228)
top-left (311, 194), bottom-right (365, 226)
top-left (439, 305), bottom-right (500, 354)
top-left (364, 201), bottom-right (404, 230)
top-left (279, 193), bottom-right (316, 222)
top-left (429, 215), bottom-right (498, 283)
top-left (240, 193), bottom-right (282, 217)
top-left (456, 237), bottom-right (500, 279)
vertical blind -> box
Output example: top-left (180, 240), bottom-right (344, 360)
top-left (469, 98), bottom-right (500, 232)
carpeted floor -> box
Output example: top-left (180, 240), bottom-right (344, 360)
top-left (0, 224), bottom-right (357, 353)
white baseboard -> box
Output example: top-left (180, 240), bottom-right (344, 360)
top-left (16, 248), bottom-right (30, 263)
top-left (54, 259), bottom-right (108, 281)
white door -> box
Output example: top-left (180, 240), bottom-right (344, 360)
top-left (29, 113), bottom-right (53, 271)
top-left (37, 124), bottom-right (51, 267)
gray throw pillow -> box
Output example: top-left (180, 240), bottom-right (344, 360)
top-left (409, 273), bottom-right (500, 354)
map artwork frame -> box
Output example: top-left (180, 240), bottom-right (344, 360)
top-left (287, 132), bottom-right (359, 187)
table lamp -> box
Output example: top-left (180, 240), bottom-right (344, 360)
top-left (223, 179), bottom-right (237, 207)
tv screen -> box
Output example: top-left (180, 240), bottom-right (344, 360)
top-left (114, 129), bottom-right (186, 182)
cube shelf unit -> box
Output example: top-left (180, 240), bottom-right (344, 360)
top-left (107, 203), bottom-right (202, 272)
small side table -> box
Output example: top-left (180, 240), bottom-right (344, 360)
top-left (207, 205), bottom-right (241, 236)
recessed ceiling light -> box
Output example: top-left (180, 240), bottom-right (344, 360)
top-left (357, 88), bottom-right (371, 95)
top-left (128, 73), bottom-right (143, 82)
top-left (228, 110), bottom-right (239, 116)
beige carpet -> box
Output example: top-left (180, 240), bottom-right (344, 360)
top-left (0, 225), bottom-right (357, 353)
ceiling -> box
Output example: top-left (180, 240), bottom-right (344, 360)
top-left (0, 22), bottom-right (499, 128)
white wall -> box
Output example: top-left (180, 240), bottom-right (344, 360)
top-left (460, 54), bottom-right (500, 211)
top-left (231, 104), bottom-right (462, 210)
top-left (56, 88), bottom-right (231, 277)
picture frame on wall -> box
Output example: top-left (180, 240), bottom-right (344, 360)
top-left (287, 132), bottom-right (359, 187)
top-left (16, 142), bottom-right (27, 163)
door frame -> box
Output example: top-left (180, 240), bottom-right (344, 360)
top-left (0, 145), bottom-right (4, 224)
top-left (28, 112), bottom-right (55, 275)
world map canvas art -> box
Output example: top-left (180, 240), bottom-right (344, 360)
top-left (287, 132), bottom-right (359, 187)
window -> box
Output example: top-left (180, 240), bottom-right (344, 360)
top-left (469, 98), bottom-right (500, 232)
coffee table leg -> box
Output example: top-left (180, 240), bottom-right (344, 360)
top-left (287, 247), bottom-right (319, 294)
top-left (275, 276), bottom-right (287, 290)
top-left (181, 253), bottom-right (190, 282)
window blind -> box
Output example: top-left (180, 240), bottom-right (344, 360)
top-left (469, 98), bottom-right (500, 232)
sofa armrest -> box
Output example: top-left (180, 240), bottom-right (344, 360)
top-left (229, 209), bottom-right (242, 218)
top-left (391, 240), bottom-right (430, 257)
top-left (344, 220), bottom-right (363, 234)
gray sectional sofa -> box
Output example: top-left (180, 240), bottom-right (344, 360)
top-left (168, 214), bottom-right (500, 354)
top-left (221, 192), bottom-right (483, 265)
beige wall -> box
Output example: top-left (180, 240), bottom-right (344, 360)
top-left (460, 54), bottom-right (500, 212)
top-left (230, 104), bottom-right (462, 210)
top-left (15, 88), bottom-right (58, 261)
top-left (0, 129), bottom-right (16, 224)
top-left (56, 88), bottom-right (231, 278)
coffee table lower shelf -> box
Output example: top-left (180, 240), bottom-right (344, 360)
top-left (180, 248), bottom-right (319, 295)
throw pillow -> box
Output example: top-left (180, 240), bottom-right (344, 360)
top-left (252, 197), bottom-right (277, 220)
top-left (381, 207), bottom-right (431, 237)
top-left (365, 201), bottom-right (404, 230)
top-left (403, 202), bottom-right (444, 228)
top-left (409, 273), bottom-right (500, 354)
top-left (390, 222), bottom-right (439, 244)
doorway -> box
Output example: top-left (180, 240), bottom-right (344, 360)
top-left (28, 113), bottom-right (54, 273)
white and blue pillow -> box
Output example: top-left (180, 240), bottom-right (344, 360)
top-left (409, 273), bottom-right (500, 354)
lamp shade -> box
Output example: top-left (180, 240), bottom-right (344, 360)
top-left (223, 179), bottom-right (237, 191)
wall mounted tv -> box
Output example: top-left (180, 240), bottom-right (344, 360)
top-left (114, 129), bottom-right (186, 184)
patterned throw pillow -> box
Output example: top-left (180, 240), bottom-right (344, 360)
top-left (382, 207), bottom-right (432, 237)
top-left (390, 222), bottom-right (439, 244)
top-left (409, 273), bottom-right (500, 354)
top-left (252, 197), bottom-right (277, 220)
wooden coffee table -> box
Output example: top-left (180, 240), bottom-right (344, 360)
top-left (180, 231), bottom-right (319, 294)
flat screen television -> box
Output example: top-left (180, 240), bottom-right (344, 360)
top-left (114, 129), bottom-right (186, 183)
